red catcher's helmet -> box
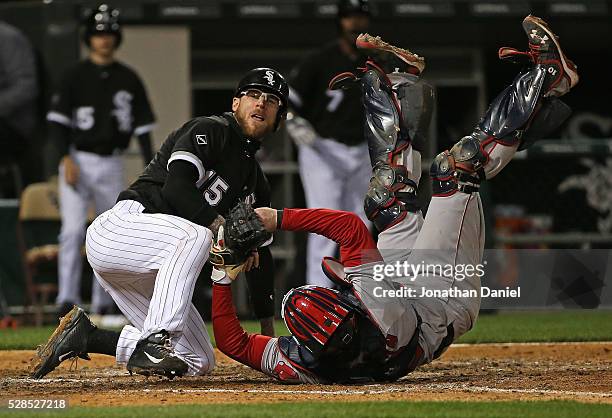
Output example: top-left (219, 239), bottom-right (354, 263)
top-left (281, 286), bottom-right (357, 358)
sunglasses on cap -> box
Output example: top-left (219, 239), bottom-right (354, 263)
top-left (240, 89), bottom-right (282, 107)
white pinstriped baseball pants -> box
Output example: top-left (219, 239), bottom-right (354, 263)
top-left (85, 199), bottom-right (215, 375)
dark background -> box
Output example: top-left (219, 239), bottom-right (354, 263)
top-left (1, 0), bottom-right (610, 311)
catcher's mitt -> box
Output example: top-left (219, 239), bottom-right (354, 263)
top-left (209, 202), bottom-right (271, 268)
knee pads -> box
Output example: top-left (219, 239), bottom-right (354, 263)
top-left (430, 136), bottom-right (487, 196)
top-left (364, 163), bottom-right (419, 231)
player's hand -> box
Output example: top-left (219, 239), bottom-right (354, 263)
top-left (254, 207), bottom-right (277, 232)
top-left (243, 250), bottom-right (260, 272)
top-left (285, 112), bottom-right (318, 147)
top-left (62, 155), bottom-right (79, 186)
top-left (211, 265), bottom-right (244, 284)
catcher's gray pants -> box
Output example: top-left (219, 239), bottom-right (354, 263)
top-left (379, 141), bottom-right (517, 362)
top-left (85, 199), bottom-right (215, 375)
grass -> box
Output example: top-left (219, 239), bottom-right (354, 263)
top-left (456, 310), bottom-right (612, 343)
top-left (0, 400), bottom-right (610, 418)
top-left (0, 320), bottom-right (287, 350)
top-left (0, 310), bottom-right (610, 351)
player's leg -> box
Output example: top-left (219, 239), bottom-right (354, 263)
top-left (330, 40), bottom-right (430, 259)
top-left (375, 144), bottom-right (424, 256)
top-left (88, 153), bottom-right (124, 314)
top-left (86, 200), bottom-right (214, 376)
top-left (30, 304), bottom-right (121, 379)
top-left (97, 273), bottom-right (215, 376)
top-left (32, 269), bottom-right (214, 379)
top-left (415, 15), bottom-right (578, 336)
top-left (298, 140), bottom-right (343, 287)
top-left (56, 153), bottom-right (91, 313)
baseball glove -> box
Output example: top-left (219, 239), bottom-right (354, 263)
top-left (209, 202), bottom-right (271, 268)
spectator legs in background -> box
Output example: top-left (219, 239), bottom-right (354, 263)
top-left (298, 139), bottom-right (371, 287)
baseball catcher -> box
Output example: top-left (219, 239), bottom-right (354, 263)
top-left (210, 16), bottom-right (578, 383)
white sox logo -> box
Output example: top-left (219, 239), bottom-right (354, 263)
top-left (112, 90), bottom-right (134, 133)
top-left (263, 70), bottom-right (275, 86)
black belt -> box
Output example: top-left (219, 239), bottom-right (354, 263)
top-left (74, 144), bottom-right (122, 156)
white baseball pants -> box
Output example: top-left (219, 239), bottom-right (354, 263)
top-left (298, 138), bottom-right (371, 287)
top-left (85, 199), bottom-right (215, 375)
top-left (57, 149), bottom-right (123, 313)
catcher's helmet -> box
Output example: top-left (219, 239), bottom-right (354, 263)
top-left (235, 67), bottom-right (289, 130)
top-left (337, 0), bottom-right (371, 18)
top-left (83, 4), bottom-right (122, 48)
top-left (281, 286), bottom-right (358, 358)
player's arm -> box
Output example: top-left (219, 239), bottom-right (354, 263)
top-left (244, 245), bottom-right (275, 336)
top-left (212, 279), bottom-right (316, 384)
top-left (136, 132), bottom-right (153, 166)
top-left (287, 53), bottom-right (319, 118)
top-left (244, 170), bottom-right (276, 336)
top-left (259, 207), bottom-right (381, 267)
top-left (161, 159), bottom-right (223, 235)
top-left (47, 69), bottom-right (78, 184)
top-left (164, 121), bottom-right (227, 236)
top-left (286, 57), bottom-right (320, 146)
top-left (132, 74), bottom-right (156, 166)
top-left (211, 282), bottom-right (272, 370)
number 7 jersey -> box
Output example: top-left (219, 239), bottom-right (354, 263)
top-left (120, 112), bottom-right (271, 217)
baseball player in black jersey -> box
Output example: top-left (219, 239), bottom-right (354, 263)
top-left (286, 0), bottom-right (372, 287)
top-left (48, 4), bottom-right (155, 318)
top-left (31, 67), bottom-right (289, 379)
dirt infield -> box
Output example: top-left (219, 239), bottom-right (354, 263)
top-left (1, 342), bottom-right (610, 406)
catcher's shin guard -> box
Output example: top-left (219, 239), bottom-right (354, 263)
top-left (361, 63), bottom-right (433, 165)
top-left (478, 66), bottom-right (547, 146)
top-left (476, 63), bottom-right (572, 151)
top-left (484, 14), bottom-right (578, 150)
top-left (361, 63), bottom-right (432, 231)
top-left (361, 66), bottom-right (406, 167)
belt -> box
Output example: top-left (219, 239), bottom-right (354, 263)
top-left (74, 145), bottom-right (123, 156)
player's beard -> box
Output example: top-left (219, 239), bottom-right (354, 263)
top-left (234, 106), bottom-right (275, 140)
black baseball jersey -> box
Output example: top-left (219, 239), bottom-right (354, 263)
top-left (47, 59), bottom-right (155, 155)
top-left (118, 112), bottom-right (271, 219)
top-left (290, 41), bottom-right (367, 146)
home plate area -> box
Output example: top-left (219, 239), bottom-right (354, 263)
top-left (1, 343), bottom-right (610, 406)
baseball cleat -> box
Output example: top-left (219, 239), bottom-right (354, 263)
top-left (356, 33), bottom-right (425, 75)
top-left (30, 306), bottom-right (94, 379)
top-left (499, 15), bottom-right (578, 97)
top-left (127, 330), bottom-right (188, 379)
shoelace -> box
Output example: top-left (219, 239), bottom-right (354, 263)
top-left (158, 337), bottom-right (177, 357)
